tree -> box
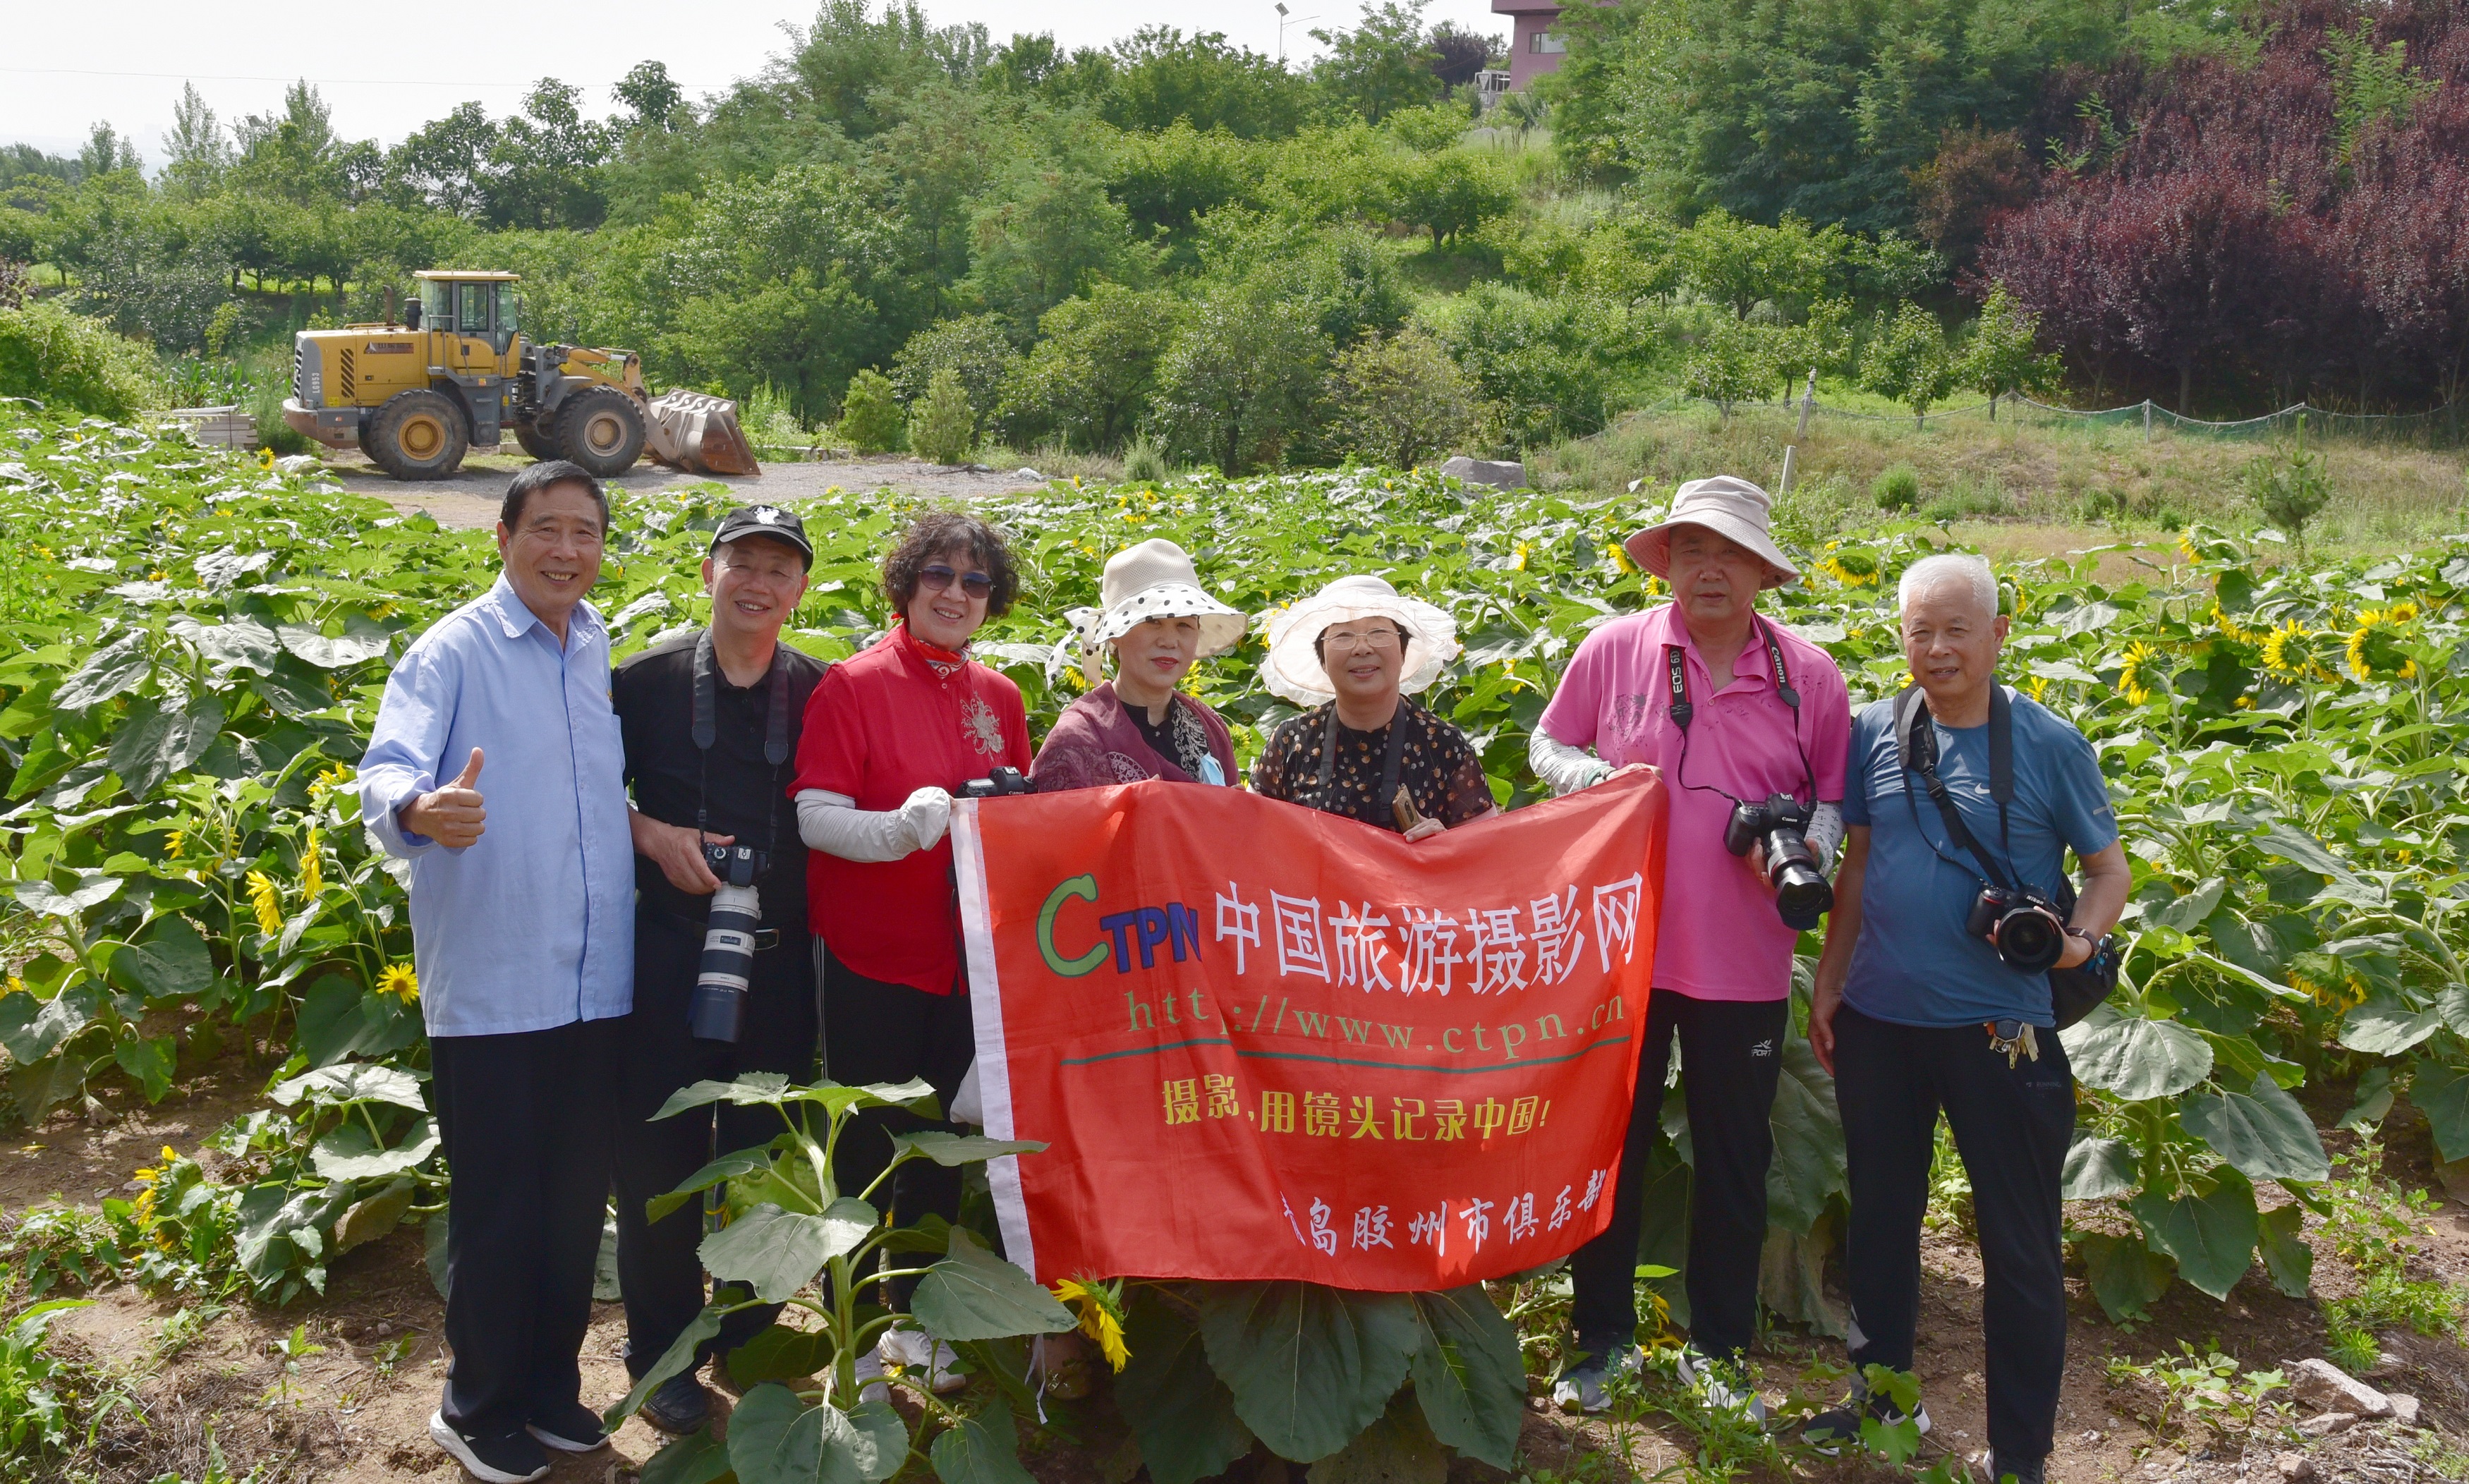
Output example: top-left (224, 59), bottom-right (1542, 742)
top-left (892, 315), bottom-right (1020, 436)
top-left (2244, 420), bottom-right (2332, 548)
top-left (614, 61), bottom-right (688, 130)
top-left (75, 123), bottom-right (141, 182)
top-left (1761, 297), bottom-right (1852, 403)
top-left (1102, 28), bottom-right (1315, 138)
top-left (776, 0), bottom-right (990, 141)
top-left (1907, 126), bottom-right (2034, 267)
top-left (1388, 150), bottom-right (1513, 248)
top-left (1673, 210), bottom-right (1848, 320)
top-left (1427, 24), bottom-right (1499, 89)
top-left (1431, 281), bottom-right (1623, 449)
top-left (1312, 2), bottom-right (1445, 123)
top-left (997, 284), bottom-right (1183, 450)
top-left (1861, 302), bottom-right (1958, 427)
top-left (162, 85), bottom-right (232, 198)
top-left (1681, 315), bottom-right (1768, 419)
top-left (1151, 284), bottom-right (1331, 473)
top-left (1958, 281), bottom-right (2062, 417)
top-left (964, 141), bottom-right (1141, 329)
top-left (837, 368), bottom-right (905, 452)
top-left (907, 367), bottom-right (978, 463)
top-left (485, 80), bottom-right (612, 230)
top-left (1326, 325), bottom-right (1481, 466)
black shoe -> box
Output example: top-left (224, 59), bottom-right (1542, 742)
top-left (1989, 1453), bottom-right (2046, 1484)
top-left (429, 1412), bottom-right (550, 1483)
top-left (638, 1370), bottom-right (712, 1435)
top-left (525, 1400), bottom-right (610, 1453)
top-left (1799, 1392), bottom-right (1931, 1456)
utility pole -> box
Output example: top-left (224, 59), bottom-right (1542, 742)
top-left (1275, 3), bottom-right (1317, 63)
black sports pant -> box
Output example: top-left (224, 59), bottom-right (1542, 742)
top-left (1569, 989), bottom-right (1788, 1361)
top-left (1833, 1004), bottom-right (2075, 1464)
top-left (430, 1016), bottom-right (619, 1442)
top-left (818, 943), bottom-right (976, 1306)
top-left (614, 911), bottom-right (819, 1378)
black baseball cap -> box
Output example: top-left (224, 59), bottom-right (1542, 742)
top-left (710, 505), bottom-right (813, 566)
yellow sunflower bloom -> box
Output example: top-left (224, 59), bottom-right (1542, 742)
top-left (2117, 642), bottom-right (2158, 706)
top-left (164, 830), bottom-right (183, 858)
top-left (1052, 1277), bottom-right (1130, 1371)
top-left (302, 827), bottom-right (323, 901)
top-left (246, 870), bottom-right (284, 937)
top-left (378, 963), bottom-right (420, 1003)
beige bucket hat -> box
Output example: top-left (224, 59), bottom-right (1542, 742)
top-left (1058, 539), bottom-right (1248, 683)
top-left (1622, 475), bottom-right (1800, 589)
top-left (1260, 574), bottom-right (1460, 705)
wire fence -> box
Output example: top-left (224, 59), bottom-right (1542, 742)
top-left (1579, 391), bottom-right (2468, 449)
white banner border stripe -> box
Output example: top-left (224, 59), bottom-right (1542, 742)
top-left (953, 798), bottom-right (1034, 1277)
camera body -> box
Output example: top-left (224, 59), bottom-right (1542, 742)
top-left (960, 766), bottom-right (1029, 798)
top-left (688, 881), bottom-right (762, 1043)
top-left (1723, 793), bottom-right (1834, 931)
top-left (702, 841), bottom-right (768, 889)
top-left (1966, 885), bottom-right (2066, 972)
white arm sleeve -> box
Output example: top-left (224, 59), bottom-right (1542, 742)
top-left (1528, 729), bottom-right (1613, 796)
top-left (1807, 802), bottom-right (1846, 872)
top-left (795, 786), bottom-right (953, 863)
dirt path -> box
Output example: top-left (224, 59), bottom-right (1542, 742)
top-left (314, 451), bottom-right (1060, 530)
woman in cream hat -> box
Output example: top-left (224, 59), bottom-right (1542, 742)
top-left (1030, 539), bottom-right (1247, 792)
top-left (1251, 574), bottom-right (1494, 839)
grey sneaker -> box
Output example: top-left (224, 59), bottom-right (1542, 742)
top-left (1800, 1389), bottom-right (1931, 1456)
top-left (1551, 1342), bottom-right (1643, 1413)
top-left (1674, 1346), bottom-right (1769, 1424)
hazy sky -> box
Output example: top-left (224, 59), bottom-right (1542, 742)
top-left (4, 1), bottom-right (1511, 163)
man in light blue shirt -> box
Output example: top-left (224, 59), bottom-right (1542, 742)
top-left (358, 459), bottom-right (633, 1484)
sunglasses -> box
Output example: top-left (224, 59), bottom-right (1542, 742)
top-left (918, 564), bottom-right (994, 599)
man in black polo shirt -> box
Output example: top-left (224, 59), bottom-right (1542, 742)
top-left (613, 504), bottom-right (826, 1433)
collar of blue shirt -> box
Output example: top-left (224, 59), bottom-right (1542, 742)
top-left (483, 572), bottom-right (606, 650)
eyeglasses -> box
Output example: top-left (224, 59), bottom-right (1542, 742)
top-left (918, 564), bottom-right (994, 600)
top-left (1325, 627), bottom-right (1402, 650)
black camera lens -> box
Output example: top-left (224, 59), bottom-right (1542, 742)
top-left (1764, 829), bottom-right (1833, 929)
top-left (1994, 906), bottom-right (2065, 972)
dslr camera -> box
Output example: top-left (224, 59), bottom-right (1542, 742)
top-left (960, 766), bottom-right (1029, 798)
top-left (1722, 793), bottom-right (1834, 930)
top-left (687, 844), bottom-right (770, 1043)
top-left (1966, 886), bottom-right (2067, 972)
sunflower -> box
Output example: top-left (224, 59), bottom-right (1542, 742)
top-left (2023, 674), bottom-right (2051, 704)
top-left (1052, 1277), bottom-right (1130, 1371)
top-left (1606, 542), bottom-right (1635, 574)
top-left (1512, 542), bottom-right (1531, 571)
top-left (2116, 642), bottom-right (2159, 706)
top-left (164, 829), bottom-right (183, 858)
top-left (377, 963), bottom-right (420, 1003)
top-left (245, 870), bottom-right (284, 937)
top-left (301, 827), bottom-right (322, 901)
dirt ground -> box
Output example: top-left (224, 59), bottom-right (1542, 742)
top-left (12, 1052), bottom-right (2467, 1484)
top-left (313, 448), bottom-right (1060, 530)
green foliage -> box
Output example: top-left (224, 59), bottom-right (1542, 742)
top-left (1150, 285), bottom-right (1331, 473)
top-left (1386, 150), bottom-right (1514, 248)
top-left (1429, 283), bottom-right (1624, 451)
top-left (1860, 302), bottom-right (1958, 427)
top-left (0, 301), bottom-right (162, 418)
top-left (1958, 280), bottom-right (2062, 413)
top-left (0, 1300), bottom-right (94, 1474)
top-left (997, 285), bottom-right (1181, 451)
top-left (2103, 1344), bottom-right (2290, 1445)
top-left (2322, 22), bottom-right (2438, 165)
top-left (1871, 464), bottom-right (1921, 513)
top-left (892, 315), bottom-right (1019, 435)
top-left (1325, 325), bottom-right (1481, 468)
top-left (1310, 3), bottom-right (1448, 124)
top-left (2245, 422), bottom-right (2334, 547)
top-left (907, 367), bottom-right (980, 466)
top-left (837, 368), bottom-right (906, 454)
top-left (1682, 316), bottom-right (1769, 418)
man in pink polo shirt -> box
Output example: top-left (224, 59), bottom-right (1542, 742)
top-left (1530, 475), bottom-right (1850, 1416)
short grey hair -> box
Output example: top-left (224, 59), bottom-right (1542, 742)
top-left (1898, 553), bottom-right (1998, 617)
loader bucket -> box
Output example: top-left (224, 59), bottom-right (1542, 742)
top-left (643, 389), bottom-right (763, 477)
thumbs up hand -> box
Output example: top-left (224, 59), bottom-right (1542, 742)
top-left (402, 747), bottom-right (489, 848)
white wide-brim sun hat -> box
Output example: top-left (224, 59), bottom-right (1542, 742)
top-left (1260, 574), bottom-right (1461, 705)
top-left (1057, 538), bottom-right (1249, 683)
top-left (1622, 474), bottom-right (1800, 590)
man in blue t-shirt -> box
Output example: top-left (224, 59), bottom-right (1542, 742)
top-left (1805, 554), bottom-right (2130, 1484)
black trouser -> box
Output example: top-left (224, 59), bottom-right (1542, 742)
top-left (614, 911), bottom-right (820, 1379)
top-left (1569, 989), bottom-right (1788, 1361)
top-left (818, 942), bottom-right (976, 1306)
top-left (430, 1016), bottom-right (619, 1442)
top-left (1833, 1004), bottom-right (2074, 1464)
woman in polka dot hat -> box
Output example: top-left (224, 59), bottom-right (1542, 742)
top-left (1029, 538), bottom-right (1247, 792)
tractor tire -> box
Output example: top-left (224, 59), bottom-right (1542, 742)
top-left (554, 388), bottom-right (647, 478)
top-left (511, 420), bottom-right (562, 462)
top-left (354, 421), bottom-right (376, 463)
top-left (367, 389), bottom-right (470, 480)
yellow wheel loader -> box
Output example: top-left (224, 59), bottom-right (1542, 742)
top-left (281, 270), bottom-right (760, 481)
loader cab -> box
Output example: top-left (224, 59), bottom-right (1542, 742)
top-left (413, 272), bottom-right (521, 365)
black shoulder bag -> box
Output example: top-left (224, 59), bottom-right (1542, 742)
top-left (1891, 684), bottom-right (2118, 1029)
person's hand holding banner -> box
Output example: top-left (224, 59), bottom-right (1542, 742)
top-left (953, 771), bottom-right (1667, 1290)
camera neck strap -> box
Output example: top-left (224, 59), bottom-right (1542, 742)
top-left (692, 630), bottom-right (791, 856)
top-left (1315, 698), bottom-right (1409, 826)
top-left (1663, 615), bottom-right (1813, 806)
top-left (1891, 682), bottom-right (2020, 893)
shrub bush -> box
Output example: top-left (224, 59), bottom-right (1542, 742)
top-left (906, 367), bottom-right (978, 466)
top-left (835, 368), bottom-right (904, 454)
top-left (0, 301), bottom-right (162, 419)
top-left (1872, 464), bottom-right (1921, 511)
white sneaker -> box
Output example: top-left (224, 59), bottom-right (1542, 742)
top-left (875, 1325), bottom-right (966, 1394)
top-left (851, 1346), bottom-right (889, 1405)
top-left (1674, 1346), bottom-right (1769, 1425)
top-left (427, 1411), bottom-right (549, 1484)
top-left (1551, 1343), bottom-right (1642, 1413)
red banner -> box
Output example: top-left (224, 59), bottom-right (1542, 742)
top-left (953, 772), bottom-right (1666, 1289)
